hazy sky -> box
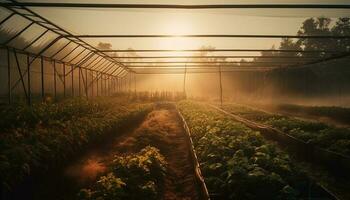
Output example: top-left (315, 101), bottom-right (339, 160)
top-left (19, 0), bottom-right (350, 53)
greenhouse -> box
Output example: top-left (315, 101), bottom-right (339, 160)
top-left (0, 1), bottom-right (350, 200)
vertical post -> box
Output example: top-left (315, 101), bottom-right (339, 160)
top-left (101, 74), bottom-right (104, 96)
top-left (96, 72), bottom-right (99, 96)
top-left (78, 67), bottom-right (81, 97)
top-left (117, 77), bottom-right (119, 93)
top-left (124, 76), bottom-right (127, 92)
top-left (122, 76), bottom-right (124, 92)
top-left (107, 76), bottom-right (110, 96)
top-left (101, 74), bottom-right (103, 96)
top-left (113, 77), bottom-right (116, 93)
top-left (85, 68), bottom-right (88, 98)
top-left (106, 75), bottom-right (108, 96)
top-left (27, 54), bottom-right (31, 105)
top-left (63, 63), bottom-right (66, 98)
top-left (71, 65), bottom-right (74, 97)
top-left (91, 70), bottom-right (94, 97)
top-left (106, 76), bottom-right (108, 96)
top-left (109, 76), bottom-right (111, 96)
top-left (104, 75), bottom-right (107, 96)
top-left (53, 60), bottom-right (57, 101)
top-left (134, 73), bottom-right (137, 94)
top-left (7, 48), bottom-right (11, 104)
top-left (129, 73), bottom-right (131, 93)
top-left (100, 73), bottom-right (104, 96)
top-left (183, 63), bottom-right (187, 97)
top-left (41, 56), bottom-right (44, 101)
top-left (219, 65), bottom-right (223, 107)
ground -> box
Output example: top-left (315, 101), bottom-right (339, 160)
top-left (64, 105), bottom-right (199, 200)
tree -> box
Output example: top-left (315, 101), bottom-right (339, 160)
top-left (297, 17), bottom-right (333, 57)
top-left (97, 42), bottom-right (112, 50)
top-left (332, 17), bottom-right (350, 52)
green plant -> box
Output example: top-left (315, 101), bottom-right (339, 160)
top-left (0, 98), bottom-right (153, 190)
top-left (177, 101), bottom-right (321, 199)
top-left (222, 103), bottom-right (350, 156)
top-left (78, 146), bottom-right (166, 200)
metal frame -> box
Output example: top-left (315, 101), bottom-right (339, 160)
top-left (0, 1), bottom-right (133, 103)
top-left (1, 2), bottom-right (350, 9)
top-left (1, 1), bottom-right (350, 104)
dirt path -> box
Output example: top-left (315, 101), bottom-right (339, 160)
top-left (61, 105), bottom-right (199, 200)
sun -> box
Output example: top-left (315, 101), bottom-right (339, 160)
top-left (156, 17), bottom-right (197, 52)
top-left (162, 16), bottom-right (194, 35)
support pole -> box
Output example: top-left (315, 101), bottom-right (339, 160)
top-left (96, 72), bottom-right (99, 96)
top-left (7, 48), bottom-right (11, 104)
top-left (63, 63), bottom-right (66, 98)
top-left (219, 65), bottom-right (223, 107)
top-left (125, 76), bottom-right (127, 92)
top-left (91, 70), bottom-right (94, 97)
top-left (107, 76), bottom-right (110, 96)
top-left (105, 75), bottom-right (107, 96)
top-left (113, 77), bottom-right (116, 93)
top-left (41, 56), bottom-right (44, 101)
top-left (78, 67), bottom-right (81, 97)
top-left (183, 63), bottom-right (187, 97)
top-left (85, 68), bottom-right (88, 98)
top-left (105, 76), bottom-right (108, 96)
top-left (27, 54), bottom-right (31, 105)
top-left (117, 78), bottom-right (120, 93)
top-left (71, 65), bottom-right (74, 97)
top-left (129, 73), bottom-right (131, 93)
top-left (101, 74), bottom-right (103, 96)
top-left (134, 73), bottom-right (137, 94)
top-left (14, 52), bottom-right (28, 102)
top-left (100, 73), bottom-right (102, 96)
top-left (53, 60), bottom-right (57, 101)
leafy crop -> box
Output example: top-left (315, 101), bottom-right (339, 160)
top-left (178, 101), bottom-right (324, 199)
top-left (0, 98), bottom-right (152, 190)
top-left (78, 146), bottom-right (166, 200)
top-left (222, 103), bottom-right (350, 155)
top-left (276, 104), bottom-right (350, 125)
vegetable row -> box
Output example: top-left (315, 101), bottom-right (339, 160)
top-left (178, 101), bottom-right (331, 199)
top-left (221, 103), bottom-right (350, 156)
top-left (0, 97), bottom-right (152, 190)
top-left (78, 146), bottom-right (167, 200)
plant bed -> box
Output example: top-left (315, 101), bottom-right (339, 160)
top-left (0, 97), bottom-right (153, 198)
top-left (76, 105), bottom-right (201, 200)
top-left (221, 103), bottom-right (350, 157)
top-left (178, 101), bottom-right (337, 200)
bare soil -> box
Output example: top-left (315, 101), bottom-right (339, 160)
top-left (56, 106), bottom-right (198, 200)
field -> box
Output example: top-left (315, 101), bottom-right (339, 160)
top-left (1, 98), bottom-right (349, 200)
top-left (178, 101), bottom-right (337, 200)
top-left (265, 104), bottom-right (350, 126)
top-left (220, 103), bottom-right (350, 156)
top-left (1, 2), bottom-right (350, 200)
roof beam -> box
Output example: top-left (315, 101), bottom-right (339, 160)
top-left (2, 3), bottom-right (350, 9)
top-left (101, 49), bottom-right (346, 53)
top-left (72, 34), bottom-right (350, 39)
top-left (112, 56), bottom-right (318, 59)
top-left (120, 61), bottom-right (307, 64)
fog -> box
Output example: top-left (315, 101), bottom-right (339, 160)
top-left (134, 65), bottom-right (350, 108)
